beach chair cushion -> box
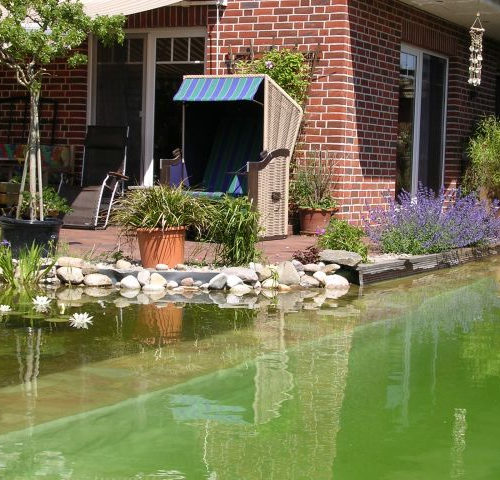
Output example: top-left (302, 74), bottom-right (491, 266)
top-left (201, 114), bottom-right (261, 195)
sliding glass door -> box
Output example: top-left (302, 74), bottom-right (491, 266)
top-left (396, 47), bottom-right (447, 196)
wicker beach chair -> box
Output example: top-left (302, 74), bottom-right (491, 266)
top-left (174, 74), bottom-right (303, 238)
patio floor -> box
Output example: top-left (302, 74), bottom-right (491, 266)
top-left (59, 227), bottom-right (316, 265)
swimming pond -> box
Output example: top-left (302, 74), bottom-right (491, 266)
top-left (0, 258), bottom-right (499, 479)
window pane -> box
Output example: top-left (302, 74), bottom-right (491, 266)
top-left (129, 39), bottom-right (144, 63)
top-left (396, 52), bottom-right (417, 196)
top-left (173, 37), bottom-right (189, 62)
top-left (156, 38), bottom-right (172, 62)
top-left (190, 37), bottom-right (205, 62)
top-left (418, 54), bottom-right (446, 192)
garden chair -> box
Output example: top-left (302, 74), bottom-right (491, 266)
top-left (60, 125), bottom-right (129, 229)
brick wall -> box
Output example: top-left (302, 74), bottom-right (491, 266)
top-left (211, 0), bottom-right (500, 222)
top-left (0, 0), bottom-right (498, 224)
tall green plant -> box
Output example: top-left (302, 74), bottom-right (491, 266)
top-left (463, 115), bottom-right (500, 198)
top-left (207, 196), bottom-right (261, 266)
top-left (236, 49), bottom-right (310, 104)
top-left (290, 149), bottom-right (338, 209)
top-left (112, 185), bottom-right (210, 235)
top-left (0, 241), bottom-right (55, 288)
top-left (0, 1), bottom-right (124, 221)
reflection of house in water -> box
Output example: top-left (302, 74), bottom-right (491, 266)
top-left (198, 309), bottom-right (355, 479)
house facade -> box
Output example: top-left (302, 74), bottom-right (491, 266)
top-left (1, 0), bottom-right (499, 223)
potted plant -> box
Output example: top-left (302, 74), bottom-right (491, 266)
top-left (112, 185), bottom-right (209, 268)
top-left (290, 149), bottom-right (338, 234)
top-left (0, 0), bottom-right (124, 254)
top-left (2, 187), bottom-right (73, 256)
top-left (463, 115), bottom-right (500, 200)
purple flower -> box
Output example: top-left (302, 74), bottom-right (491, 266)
top-left (365, 184), bottom-right (500, 254)
top-left (0, 240), bottom-right (11, 248)
top-left (316, 227), bottom-right (326, 235)
top-left (265, 60), bottom-right (274, 70)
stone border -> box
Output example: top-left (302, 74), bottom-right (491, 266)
top-left (354, 245), bottom-right (500, 286)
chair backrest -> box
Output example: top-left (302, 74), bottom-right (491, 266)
top-left (202, 114), bottom-right (262, 194)
top-left (82, 126), bottom-right (129, 186)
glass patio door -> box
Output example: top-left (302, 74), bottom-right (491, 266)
top-left (396, 47), bottom-right (447, 196)
top-left (94, 37), bottom-right (145, 183)
top-left (153, 36), bottom-right (204, 181)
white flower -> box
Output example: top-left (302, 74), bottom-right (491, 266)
top-left (69, 312), bottom-right (94, 329)
top-left (0, 304), bottom-right (11, 314)
top-left (32, 296), bottom-right (51, 310)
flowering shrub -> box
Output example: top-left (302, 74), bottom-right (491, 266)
top-left (318, 219), bottom-right (368, 262)
top-left (366, 186), bottom-right (500, 255)
top-left (236, 49), bottom-right (310, 104)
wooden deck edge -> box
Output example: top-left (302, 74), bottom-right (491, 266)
top-left (352, 244), bottom-right (500, 286)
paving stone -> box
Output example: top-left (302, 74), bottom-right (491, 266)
top-left (319, 250), bottom-right (362, 267)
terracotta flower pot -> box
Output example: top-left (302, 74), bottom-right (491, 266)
top-left (298, 208), bottom-right (337, 235)
top-left (136, 226), bottom-right (186, 268)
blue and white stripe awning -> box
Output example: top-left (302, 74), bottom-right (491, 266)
top-left (173, 76), bottom-right (263, 102)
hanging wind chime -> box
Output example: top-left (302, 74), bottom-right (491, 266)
top-left (468, 12), bottom-right (485, 87)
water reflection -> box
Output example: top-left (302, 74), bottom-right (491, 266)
top-left (0, 258), bottom-right (498, 478)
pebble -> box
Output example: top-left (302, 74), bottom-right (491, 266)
top-left (166, 280), bottom-right (179, 289)
top-left (208, 273), bottom-right (227, 290)
top-left (261, 278), bottom-right (279, 289)
top-left (180, 277), bottom-right (194, 287)
top-left (142, 284), bottom-right (166, 293)
top-left (56, 266), bottom-right (84, 285)
top-left (324, 274), bottom-right (350, 289)
top-left (150, 273), bottom-right (167, 287)
top-left (121, 275), bottom-right (141, 290)
top-left (137, 270), bottom-right (151, 286)
top-left (83, 273), bottom-right (113, 287)
top-left (116, 259), bottom-right (132, 270)
top-left (226, 274), bottom-right (243, 288)
top-left (230, 284), bottom-right (252, 296)
top-left (313, 271), bottom-right (327, 286)
top-left (155, 263), bottom-right (169, 271)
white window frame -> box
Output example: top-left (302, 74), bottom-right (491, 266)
top-left (401, 44), bottom-right (448, 194)
top-left (88, 27), bottom-right (206, 186)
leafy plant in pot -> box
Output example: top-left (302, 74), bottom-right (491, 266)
top-left (0, 0), bottom-right (124, 255)
top-left (112, 185), bottom-right (209, 268)
top-left (290, 149), bottom-right (338, 234)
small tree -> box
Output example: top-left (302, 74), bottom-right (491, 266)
top-left (0, 0), bottom-right (124, 221)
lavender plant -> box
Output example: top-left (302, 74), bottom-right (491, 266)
top-left (366, 185), bottom-right (500, 255)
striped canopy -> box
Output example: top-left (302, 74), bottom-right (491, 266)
top-left (173, 76), bottom-right (263, 102)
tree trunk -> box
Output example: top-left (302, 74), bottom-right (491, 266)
top-left (28, 89), bottom-right (43, 221)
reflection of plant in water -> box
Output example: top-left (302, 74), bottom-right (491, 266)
top-left (461, 309), bottom-right (500, 381)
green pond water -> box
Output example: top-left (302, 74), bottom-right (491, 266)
top-left (0, 258), bottom-right (499, 479)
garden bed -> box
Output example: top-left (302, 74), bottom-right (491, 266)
top-left (354, 244), bottom-right (500, 286)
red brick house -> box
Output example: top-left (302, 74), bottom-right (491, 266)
top-left (1, 0), bottom-right (499, 223)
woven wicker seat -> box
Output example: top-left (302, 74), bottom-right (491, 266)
top-left (174, 74), bottom-right (303, 238)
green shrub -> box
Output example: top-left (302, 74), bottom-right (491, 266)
top-left (463, 115), bottom-right (500, 198)
top-left (20, 186), bottom-right (72, 218)
top-left (290, 149), bottom-right (338, 209)
top-left (112, 185), bottom-right (210, 236)
top-left (207, 196), bottom-right (261, 265)
top-left (236, 49), bottom-right (310, 104)
top-left (318, 219), bottom-right (368, 262)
